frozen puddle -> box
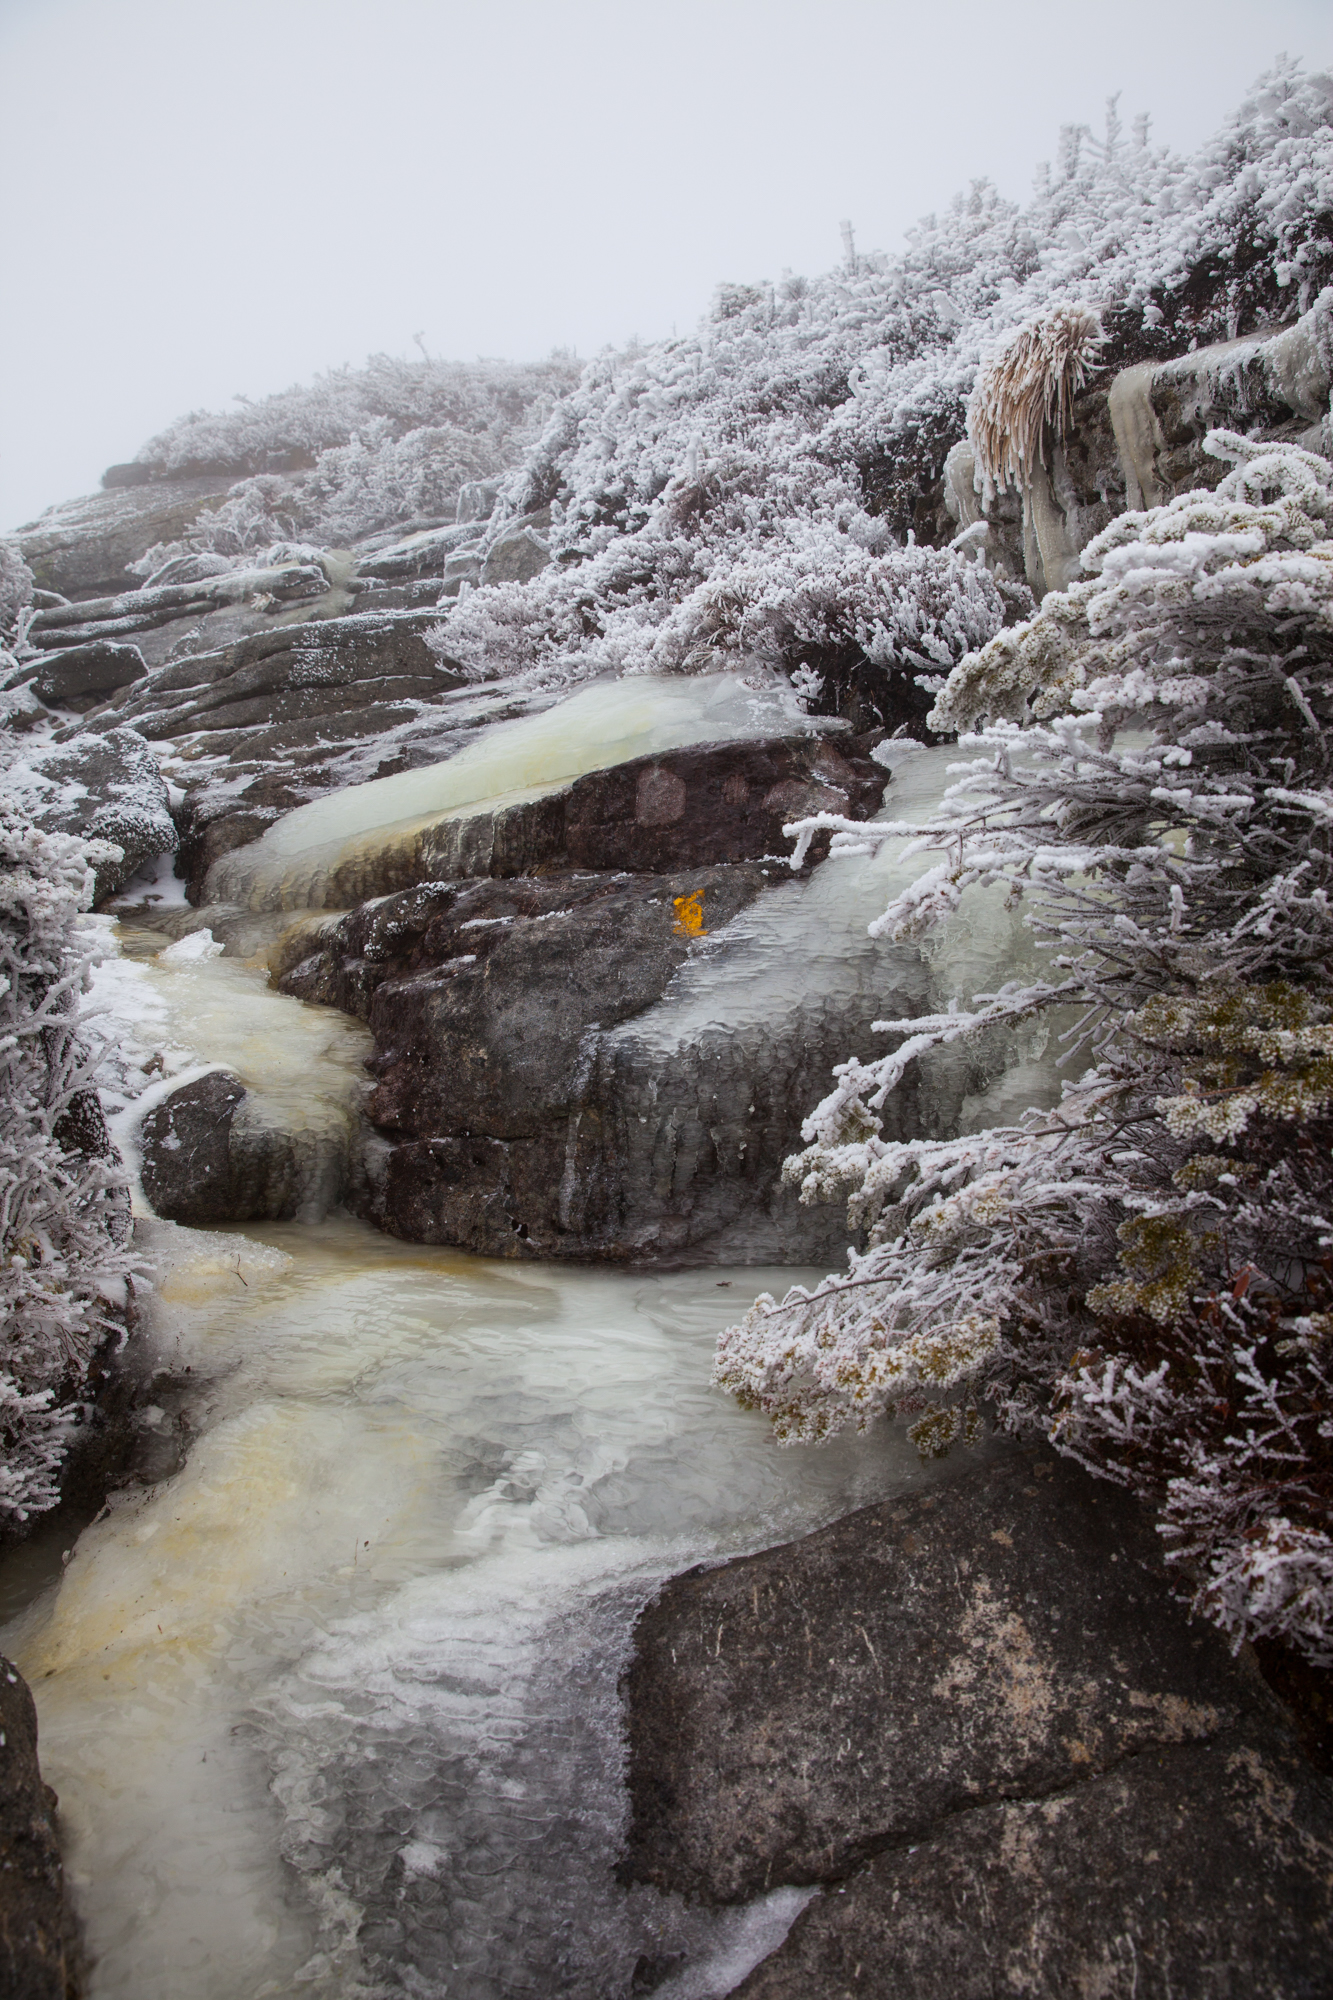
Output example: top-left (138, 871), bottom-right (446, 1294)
top-left (1, 1217), bottom-right (939, 1999)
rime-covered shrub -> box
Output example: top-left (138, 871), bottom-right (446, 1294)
top-left (717, 437), bottom-right (1333, 1665)
top-left (134, 353), bottom-right (578, 482)
top-left (430, 522), bottom-right (1010, 700)
top-left (119, 355), bottom-right (577, 567)
top-left (0, 541), bottom-right (34, 648)
top-left (0, 816), bottom-right (137, 1523)
top-left (422, 62), bottom-right (1333, 696)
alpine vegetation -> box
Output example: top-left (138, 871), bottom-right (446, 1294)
top-left (0, 815), bottom-right (139, 1522)
top-left (122, 352), bottom-right (580, 570)
top-left (716, 433), bottom-right (1333, 1666)
top-left (0, 572), bottom-right (137, 1524)
top-left (967, 300), bottom-right (1104, 498)
top-left (421, 62), bottom-right (1333, 717)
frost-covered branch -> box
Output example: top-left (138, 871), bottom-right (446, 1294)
top-left (0, 810), bottom-right (139, 1522)
top-left (718, 437), bottom-right (1333, 1665)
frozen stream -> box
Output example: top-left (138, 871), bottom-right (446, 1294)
top-left (0, 1215), bottom-right (942, 2000)
top-left (0, 682), bottom-right (1036, 1996)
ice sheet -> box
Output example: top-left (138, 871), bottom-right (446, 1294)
top-left (206, 672), bottom-right (819, 912)
top-left (2, 1220), bottom-right (951, 1999)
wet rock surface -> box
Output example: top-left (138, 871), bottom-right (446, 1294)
top-left (139, 1070), bottom-right (248, 1224)
top-left (138, 1065), bottom-right (362, 1226)
top-left (620, 1448), bottom-right (1333, 1994)
top-left (734, 1741), bottom-right (1333, 1999)
top-left (285, 862), bottom-right (774, 1256)
top-left (0, 1656), bottom-right (78, 1999)
top-left (275, 732), bottom-right (890, 1259)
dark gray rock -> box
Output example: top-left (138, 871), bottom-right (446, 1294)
top-left (559, 733), bottom-right (882, 874)
top-left (17, 476), bottom-right (235, 602)
top-left (621, 1449), bottom-right (1333, 1899)
top-left (139, 1071), bottom-right (247, 1225)
top-left (25, 563), bottom-right (328, 653)
top-left (0, 1655), bottom-right (79, 1999)
top-left (74, 610), bottom-right (467, 897)
top-left (353, 521), bottom-right (482, 582)
top-left (735, 1737), bottom-right (1333, 1998)
top-left (19, 725), bottom-right (177, 902)
top-left (274, 733), bottom-right (894, 1260)
top-left (138, 1069), bottom-right (357, 1225)
top-left (284, 863), bottom-right (774, 1255)
top-left (30, 641), bottom-right (146, 712)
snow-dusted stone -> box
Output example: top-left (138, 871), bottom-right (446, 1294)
top-left (480, 514), bottom-right (551, 586)
top-left (620, 1450), bottom-right (1332, 1927)
top-left (0, 1654), bottom-right (78, 2000)
top-left (18, 725), bottom-right (177, 902)
top-left (30, 639), bottom-right (147, 711)
top-left (70, 609), bottom-right (468, 895)
top-left (17, 475), bottom-right (235, 602)
top-left (138, 1068), bottom-right (359, 1226)
top-left (139, 1071), bottom-right (247, 1225)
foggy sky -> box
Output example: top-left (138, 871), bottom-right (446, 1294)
top-left (2, 0), bottom-right (1331, 533)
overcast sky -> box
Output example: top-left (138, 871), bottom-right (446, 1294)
top-left (2, 0), bottom-right (1331, 532)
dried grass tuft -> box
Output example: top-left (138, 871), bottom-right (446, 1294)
top-left (968, 304), bottom-right (1103, 493)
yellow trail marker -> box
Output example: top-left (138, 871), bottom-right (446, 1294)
top-left (672, 891), bottom-right (707, 936)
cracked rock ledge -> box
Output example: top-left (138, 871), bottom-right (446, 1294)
top-left (619, 1448), bottom-right (1333, 1998)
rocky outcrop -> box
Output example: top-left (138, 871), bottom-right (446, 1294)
top-left (74, 610), bottom-right (469, 895)
top-left (22, 641), bottom-right (147, 713)
top-left (15, 726), bottom-right (176, 902)
top-left (0, 1656), bottom-right (78, 1999)
top-left (17, 475), bottom-right (236, 602)
top-left (23, 560), bottom-right (331, 656)
top-left (341, 864), bottom-right (773, 1254)
top-left (735, 1748), bottom-right (1333, 1999)
top-left (275, 732), bottom-right (890, 1260)
top-left (621, 1449), bottom-right (1333, 1995)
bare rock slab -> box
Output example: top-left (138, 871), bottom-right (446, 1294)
top-left (621, 1449), bottom-right (1333, 1995)
top-left (734, 1735), bottom-right (1333, 1999)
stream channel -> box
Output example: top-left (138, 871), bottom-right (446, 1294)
top-left (0, 682), bottom-right (1022, 1999)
